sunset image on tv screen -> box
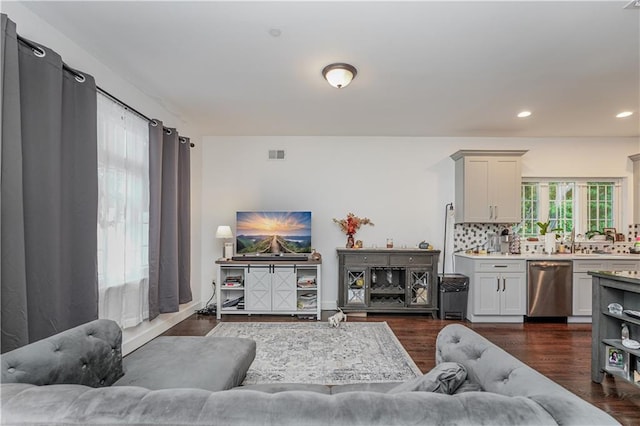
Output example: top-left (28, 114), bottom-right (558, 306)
top-left (236, 211), bottom-right (312, 254)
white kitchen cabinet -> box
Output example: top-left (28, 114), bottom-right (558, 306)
top-left (572, 259), bottom-right (640, 318)
top-left (456, 254), bottom-right (640, 323)
top-left (573, 273), bottom-right (596, 316)
top-left (474, 273), bottom-right (526, 315)
top-left (456, 256), bottom-right (526, 323)
top-left (572, 260), bottom-right (608, 317)
top-left (609, 261), bottom-right (640, 272)
top-left (451, 150), bottom-right (527, 223)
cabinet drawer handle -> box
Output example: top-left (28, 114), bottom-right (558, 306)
top-left (494, 205), bottom-right (498, 219)
top-left (409, 257), bottom-right (413, 262)
top-left (502, 278), bottom-right (506, 292)
top-left (489, 206), bottom-right (493, 219)
top-left (493, 265), bottom-right (508, 268)
top-left (496, 277), bottom-right (500, 292)
top-left (363, 256), bottom-right (367, 261)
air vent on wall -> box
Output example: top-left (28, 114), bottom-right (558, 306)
top-left (268, 149), bottom-right (285, 160)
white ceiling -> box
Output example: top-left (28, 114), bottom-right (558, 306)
top-left (17, 1), bottom-right (640, 137)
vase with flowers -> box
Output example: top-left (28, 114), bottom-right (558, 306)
top-left (333, 213), bottom-right (374, 248)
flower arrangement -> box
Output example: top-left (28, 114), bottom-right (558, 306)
top-left (333, 213), bottom-right (374, 248)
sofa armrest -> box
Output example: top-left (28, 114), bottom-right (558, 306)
top-left (435, 324), bottom-right (619, 426)
top-left (1, 319), bottom-right (124, 387)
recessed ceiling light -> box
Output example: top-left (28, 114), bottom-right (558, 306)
top-left (616, 111), bottom-right (633, 118)
top-left (517, 111), bottom-right (532, 118)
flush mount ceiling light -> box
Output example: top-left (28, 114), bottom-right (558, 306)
top-left (322, 63), bottom-right (357, 89)
top-left (517, 111), bottom-right (532, 118)
top-left (616, 111), bottom-right (634, 118)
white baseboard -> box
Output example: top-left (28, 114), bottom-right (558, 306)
top-left (321, 300), bottom-right (337, 311)
top-left (121, 302), bottom-right (199, 355)
top-left (466, 314), bottom-right (525, 323)
top-left (567, 316), bottom-right (592, 323)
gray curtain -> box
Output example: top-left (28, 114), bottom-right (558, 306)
top-left (1, 14), bottom-right (98, 353)
top-left (148, 122), bottom-right (191, 320)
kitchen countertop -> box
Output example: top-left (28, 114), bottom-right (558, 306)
top-left (454, 252), bottom-right (640, 260)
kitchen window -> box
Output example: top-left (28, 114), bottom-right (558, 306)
top-left (520, 179), bottom-right (621, 238)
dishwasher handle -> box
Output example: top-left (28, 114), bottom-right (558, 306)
top-left (528, 261), bottom-right (573, 268)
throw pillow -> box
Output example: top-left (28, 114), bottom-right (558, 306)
top-left (388, 362), bottom-right (467, 394)
top-left (453, 380), bottom-right (483, 393)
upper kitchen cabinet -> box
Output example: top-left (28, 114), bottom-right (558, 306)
top-left (451, 150), bottom-right (528, 223)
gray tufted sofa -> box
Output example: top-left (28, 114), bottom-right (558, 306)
top-left (1, 321), bottom-right (619, 425)
top-left (1, 319), bottom-right (256, 393)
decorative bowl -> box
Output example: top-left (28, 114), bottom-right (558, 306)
top-left (608, 303), bottom-right (623, 315)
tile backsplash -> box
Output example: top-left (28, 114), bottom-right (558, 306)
top-left (453, 223), bottom-right (639, 254)
top-left (453, 223), bottom-right (507, 252)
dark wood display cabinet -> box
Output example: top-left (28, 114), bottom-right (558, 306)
top-left (337, 248), bottom-right (440, 316)
top-left (591, 270), bottom-right (640, 387)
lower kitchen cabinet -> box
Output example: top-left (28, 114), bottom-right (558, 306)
top-left (457, 254), bottom-right (640, 323)
top-left (573, 273), bottom-right (596, 316)
top-left (573, 259), bottom-right (640, 319)
top-left (573, 260), bottom-right (609, 318)
top-left (456, 257), bottom-right (526, 323)
top-left (474, 273), bottom-right (526, 316)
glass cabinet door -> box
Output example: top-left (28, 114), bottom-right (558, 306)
top-left (408, 269), bottom-right (431, 307)
top-left (345, 268), bottom-right (367, 307)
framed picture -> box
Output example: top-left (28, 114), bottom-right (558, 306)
top-left (604, 346), bottom-right (631, 378)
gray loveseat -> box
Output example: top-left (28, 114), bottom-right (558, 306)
top-left (1, 320), bottom-right (619, 425)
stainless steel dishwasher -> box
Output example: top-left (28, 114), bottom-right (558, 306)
top-left (527, 260), bottom-right (573, 317)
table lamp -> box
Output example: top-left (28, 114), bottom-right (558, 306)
top-left (215, 225), bottom-right (234, 259)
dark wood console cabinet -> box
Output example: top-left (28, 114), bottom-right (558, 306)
top-left (591, 271), bottom-right (640, 387)
top-left (337, 248), bottom-right (440, 316)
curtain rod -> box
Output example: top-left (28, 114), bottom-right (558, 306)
top-left (16, 34), bottom-right (195, 147)
top-left (96, 88), bottom-right (195, 147)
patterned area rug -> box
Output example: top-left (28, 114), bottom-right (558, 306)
top-left (206, 322), bottom-right (422, 385)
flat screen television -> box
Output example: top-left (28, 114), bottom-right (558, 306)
top-left (236, 211), bottom-right (312, 254)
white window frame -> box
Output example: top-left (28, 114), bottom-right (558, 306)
top-left (521, 177), bottom-right (622, 237)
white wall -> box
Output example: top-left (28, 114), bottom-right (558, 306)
top-left (5, 1), bottom-right (639, 347)
top-left (2, 3), bottom-right (204, 354)
top-left (201, 136), bottom-right (638, 310)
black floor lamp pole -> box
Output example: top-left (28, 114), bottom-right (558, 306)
top-left (441, 202), bottom-right (454, 278)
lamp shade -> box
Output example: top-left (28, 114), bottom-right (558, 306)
top-left (322, 63), bottom-right (357, 89)
top-left (215, 225), bottom-right (233, 239)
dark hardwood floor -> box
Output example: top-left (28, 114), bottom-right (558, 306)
top-left (164, 312), bottom-right (640, 425)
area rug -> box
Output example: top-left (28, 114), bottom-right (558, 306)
top-left (206, 322), bottom-right (422, 385)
